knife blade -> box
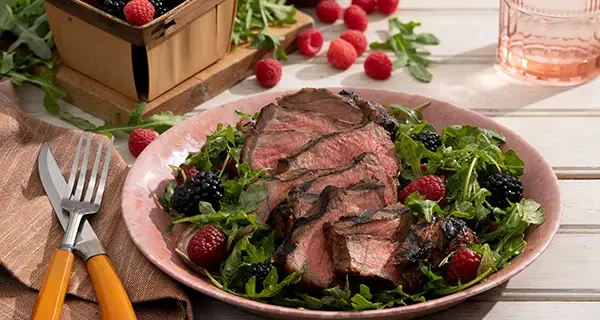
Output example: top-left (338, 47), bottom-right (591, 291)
top-left (38, 143), bottom-right (106, 261)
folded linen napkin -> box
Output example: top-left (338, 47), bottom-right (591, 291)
top-left (0, 78), bottom-right (193, 319)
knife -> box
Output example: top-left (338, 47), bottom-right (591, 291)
top-left (38, 144), bottom-right (137, 320)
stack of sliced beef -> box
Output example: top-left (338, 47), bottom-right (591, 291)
top-left (239, 88), bottom-right (477, 291)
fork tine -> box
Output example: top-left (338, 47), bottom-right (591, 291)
top-left (72, 134), bottom-right (93, 201)
top-left (93, 138), bottom-right (113, 205)
top-left (83, 138), bottom-right (104, 203)
top-left (64, 135), bottom-right (84, 199)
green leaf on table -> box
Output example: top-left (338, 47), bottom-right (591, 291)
top-left (408, 60), bottom-right (433, 82)
top-left (59, 112), bottom-right (98, 131)
top-left (415, 33), bottom-right (440, 45)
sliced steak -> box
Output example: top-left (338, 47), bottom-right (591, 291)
top-left (325, 233), bottom-right (404, 287)
top-left (275, 180), bottom-right (390, 289)
top-left (276, 88), bottom-right (365, 124)
top-left (338, 90), bottom-right (399, 136)
top-left (272, 188), bottom-right (319, 238)
top-left (277, 122), bottom-right (398, 176)
top-left (326, 203), bottom-right (412, 241)
top-left (255, 103), bottom-right (355, 133)
top-left (267, 153), bottom-right (397, 233)
top-left (242, 130), bottom-right (321, 170)
top-left (394, 215), bottom-right (478, 291)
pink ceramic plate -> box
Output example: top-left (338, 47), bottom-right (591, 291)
top-left (122, 88), bottom-right (561, 319)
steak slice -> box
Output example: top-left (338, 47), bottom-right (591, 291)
top-left (267, 153), bottom-right (397, 233)
top-left (274, 180), bottom-right (390, 288)
top-left (242, 130), bottom-right (321, 170)
top-left (338, 90), bottom-right (399, 136)
top-left (272, 188), bottom-right (320, 238)
top-left (326, 202), bottom-right (412, 241)
top-left (394, 215), bottom-right (478, 291)
top-left (255, 103), bottom-right (355, 133)
top-left (276, 88), bottom-right (366, 124)
top-left (277, 122), bottom-right (398, 176)
top-left (325, 233), bottom-right (405, 287)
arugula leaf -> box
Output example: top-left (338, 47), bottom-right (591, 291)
top-left (404, 191), bottom-right (443, 222)
top-left (242, 267), bottom-right (304, 299)
top-left (370, 18), bottom-right (440, 82)
top-left (503, 149), bottom-right (525, 177)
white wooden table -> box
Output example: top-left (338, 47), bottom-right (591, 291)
top-left (19, 0), bottom-right (600, 318)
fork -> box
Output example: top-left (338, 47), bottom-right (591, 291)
top-left (32, 134), bottom-right (113, 320)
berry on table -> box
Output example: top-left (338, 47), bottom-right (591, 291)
top-left (327, 39), bottom-right (358, 70)
top-left (445, 247), bottom-right (482, 285)
top-left (296, 28), bottom-right (324, 57)
top-left (96, 0), bottom-right (129, 19)
top-left (352, 0), bottom-right (376, 14)
top-left (172, 171), bottom-right (225, 215)
top-left (244, 262), bottom-right (274, 291)
top-left (364, 51), bottom-right (392, 80)
top-left (343, 5), bottom-right (368, 31)
top-left (316, 0), bottom-right (342, 24)
top-left (377, 0), bottom-right (400, 15)
top-left (128, 128), bottom-right (158, 157)
top-left (124, 0), bottom-right (155, 26)
top-left (400, 175), bottom-right (446, 206)
top-left (411, 131), bottom-right (442, 152)
top-left (340, 30), bottom-right (368, 56)
top-left (186, 225), bottom-right (228, 269)
top-left (255, 58), bottom-right (282, 88)
top-left (482, 173), bottom-right (523, 208)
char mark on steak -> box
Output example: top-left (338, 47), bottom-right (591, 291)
top-left (276, 88), bottom-right (366, 125)
top-left (271, 188), bottom-right (320, 238)
top-left (268, 153), bottom-right (398, 235)
top-left (274, 179), bottom-right (391, 289)
top-left (276, 122), bottom-right (398, 177)
top-left (255, 103), bottom-right (356, 133)
top-left (328, 202), bottom-right (412, 241)
top-left (394, 215), bottom-right (478, 291)
top-left (338, 90), bottom-right (399, 136)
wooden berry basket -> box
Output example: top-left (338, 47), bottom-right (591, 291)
top-left (44, 0), bottom-right (237, 101)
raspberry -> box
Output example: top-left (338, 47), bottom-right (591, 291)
top-left (364, 51), bottom-right (393, 80)
top-left (482, 173), bottom-right (523, 208)
top-left (186, 225), bottom-right (228, 269)
top-left (445, 247), bottom-right (482, 285)
top-left (296, 28), bottom-right (324, 57)
top-left (175, 163), bottom-right (199, 185)
top-left (255, 58), bottom-right (282, 88)
top-left (327, 39), bottom-right (357, 70)
top-left (352, 0), bottom-right (376, 14)
top-left (123, 0), bottom-right (154, 26)
top-left (316, 0), bottom-right (342, 24)
top-left (400, 175), bottom-right (446, 206)
top-left (340, 30), bottom-right (368, 56)
top-left (343, 5), bottom-right (368, 31)
top-left (128, 128), bottom-right (158, 157)
top-left (378, 0), bottom-right (399, 15)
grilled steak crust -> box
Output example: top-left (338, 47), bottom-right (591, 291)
top-left (276, 122), bottom-right (398, 176)
top-left (242, 130), bottom-right (321, 170)
top-left (274, 180), bottom-right (391, 289)
top-left (394, 215), bottom-right (478, 291)
top-left (272, 188), bottom-right (319, 238)
top-left (338, 90), bottom-right (399, 136)
top-left (327, 202), bottom-right (412, 241)
top-left (325, 232), bottom-right (405, 287)
top-left (276, 88), bottom-right (366, 125)
top-left (268, 153), bottom-right (398, 235)
top-left (255, 103), bottom-right (355, 133)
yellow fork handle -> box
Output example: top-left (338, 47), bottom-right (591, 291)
top-left (31, 249), bottom-right (75, 320)
top-left (87, 255), bottom-right (137, 320)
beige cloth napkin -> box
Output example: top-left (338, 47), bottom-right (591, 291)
top-left (0, 78), bottom-right (193, 319)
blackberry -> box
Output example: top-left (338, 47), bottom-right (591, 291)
top-left (411, 131), bottom-right (442, 153)
top-left (172, 171), bottom-right (224, 216)
top-left (482, 173), bottom-right (523, 208)
top-left (244, 262), bottom-right (274, 291)
top-left (96, 0), bottom-right (129, 19)
top-left (149, 0), bottom-right (169, 18)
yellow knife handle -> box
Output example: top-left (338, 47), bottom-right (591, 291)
top-left (87, 255), bottom-right (137, 320)
top-left (31, 249), bottom-right (75, 320)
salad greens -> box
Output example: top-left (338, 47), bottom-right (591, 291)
top-left (370, 18), bottom-right (440, 83)
top-left (159, 102), bottom-right (545, 311)
top-left (232, 0), bottom-right (296, 61)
